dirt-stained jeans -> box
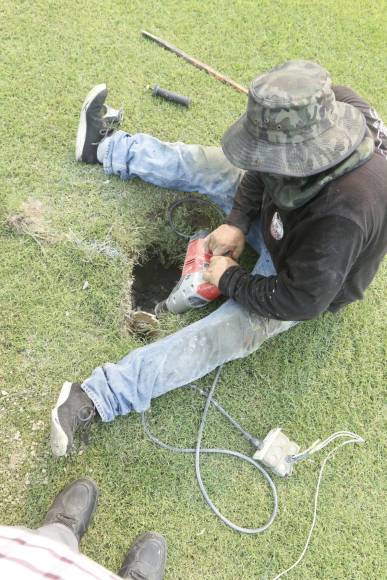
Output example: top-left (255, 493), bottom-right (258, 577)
top-left (82, 131), bottom-right (296, 421)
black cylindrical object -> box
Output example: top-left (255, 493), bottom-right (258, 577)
top-left (152, 85), bottom-right (191, 107)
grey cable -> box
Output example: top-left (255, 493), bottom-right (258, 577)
top-left (190, 384), bottom-right (263, 449)
top-left (141, 366), bottom-right (278, 534)
top-left (141, 366), bottom-right (364, 572)
top-left (167, 196), bottom-right (225, 239)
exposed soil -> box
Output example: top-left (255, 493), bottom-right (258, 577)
top-left (131, 255), bottom-right (181, 313)
top-left (6, 198), bottom-right (59, 242)
top-left (182, 208), bottom-right (214, 233)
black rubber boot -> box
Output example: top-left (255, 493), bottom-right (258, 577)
top-left (43, 478), bottom-right (99, 542)
top-left (75, 83), bottom-right (123, 163)
top-left (118, 532), bottom-right (167, 580)
top-left (51, 382), bottom-right (96, 457)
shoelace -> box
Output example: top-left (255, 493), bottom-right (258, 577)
top-left (74, 404), bottom-right (96, 446)
top-left (91, 107), bottom-right (124, 145)
top-left (91, 126), bottom-right (114, 146)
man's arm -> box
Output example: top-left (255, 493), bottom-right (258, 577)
top-left (224, 170), bottom-right (265, 235)
top-left (204, 171), bottom-right (264, 259)
top-left (218, 215), bottom-right (364, 321)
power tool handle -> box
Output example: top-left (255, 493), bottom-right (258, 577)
top-left (152, 85), bottom-right (191, 107)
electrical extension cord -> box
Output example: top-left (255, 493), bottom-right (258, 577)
top-left (272, 432), bottom-right (364, 579)
top-left (141, 366), bottom-right (365, 577)
top-left (142, 367), bottom-right (279, 534)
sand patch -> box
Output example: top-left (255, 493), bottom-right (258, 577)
top-left (6, 198), bottom-right (62, 243)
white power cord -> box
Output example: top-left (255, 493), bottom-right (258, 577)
top-left (141, 366), bottom-right (364, 576)
top-left (272, 432), bottom-right (364, 579)
top-left (289, 430), bottom-right (364, 464)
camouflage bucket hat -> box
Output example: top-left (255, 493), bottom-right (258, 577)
top-left (221, 60), bottom-right (366, 177)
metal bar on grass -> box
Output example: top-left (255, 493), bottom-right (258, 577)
top-left (141, 30), bottom-right (248, 95)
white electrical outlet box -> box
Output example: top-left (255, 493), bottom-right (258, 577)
top-left (253, 428), bottom-right (300, 477)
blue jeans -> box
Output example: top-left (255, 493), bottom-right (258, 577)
top-left (82, 131), bottom-right (295, 421)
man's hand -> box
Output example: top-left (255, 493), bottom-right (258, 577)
top-left (204, 224), bottom-right (245, 260)
top-left (203, 255), bottom-right (238, 288)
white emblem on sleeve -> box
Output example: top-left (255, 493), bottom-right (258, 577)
top-left (270, 211), bottom-right (284, 240)
top-left (369, 107), bottom-right (387, 159)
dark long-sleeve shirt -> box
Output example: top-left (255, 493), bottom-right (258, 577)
top-left (219, 87), bottom-right (387, 321)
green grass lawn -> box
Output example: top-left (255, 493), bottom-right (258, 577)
top-left (0, 1), bottom-right (386, 578)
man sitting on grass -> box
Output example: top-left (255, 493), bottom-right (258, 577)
top-left (51, 60), bottom-right (386, 457)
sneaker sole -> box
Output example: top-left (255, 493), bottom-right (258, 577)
top-left (75, 83), bottom-right (107, 162)
top-left (51, 381), bottom-right (73, 457)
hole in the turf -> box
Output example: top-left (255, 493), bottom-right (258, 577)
top-left (131, 254), bottom-right (181, 314)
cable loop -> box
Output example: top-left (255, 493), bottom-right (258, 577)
top-left (141, 366), bottom-right (278, 534)
top-left (167, 196), bottom-right (225, 239)
top-left (141, 366), bottom-right (364, 576)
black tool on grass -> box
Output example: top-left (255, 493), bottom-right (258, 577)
top-left (152, 85), bottom-right (191, 107)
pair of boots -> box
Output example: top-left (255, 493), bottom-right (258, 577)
top-left (42, 478), bottom-right (166, 579)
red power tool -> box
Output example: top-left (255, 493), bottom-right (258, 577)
top-left (156, 230), bottom-right (221, 315)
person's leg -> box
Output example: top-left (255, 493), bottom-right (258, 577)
top-left (76, 84), bottom-right (244, 225)
top-left (246, 217), bottom-right (275, 272)
top-left (97, 128), bottom-right (272, 256)
top-left (76, 85), bottom-right (242, 210)
top-left (80, 235), bottom-right (294, 421)
top-left (22, 479), bottom-right (98, 552)
top-left (31, 522), bottom-right (80, 551)
top-left (34, 518), bottom-right (167, 578)
top-left (51, 231), bottom-right (296, 454)
top-left (77, 85), bottom-right (258, 246)
top-left (83, 298), bottom-right (294, 421)
top-left (97, 130), bottom-right (243, 214)
top-left (50, 221), bottom-right (278, 455)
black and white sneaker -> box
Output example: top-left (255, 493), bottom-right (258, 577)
top-left (51, 382), bottom-right (96, 457)
top-left (75, 83), bottom-right (124, 164)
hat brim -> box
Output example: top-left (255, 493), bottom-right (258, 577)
top-left (221, 102), bottom-right (366, 177)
